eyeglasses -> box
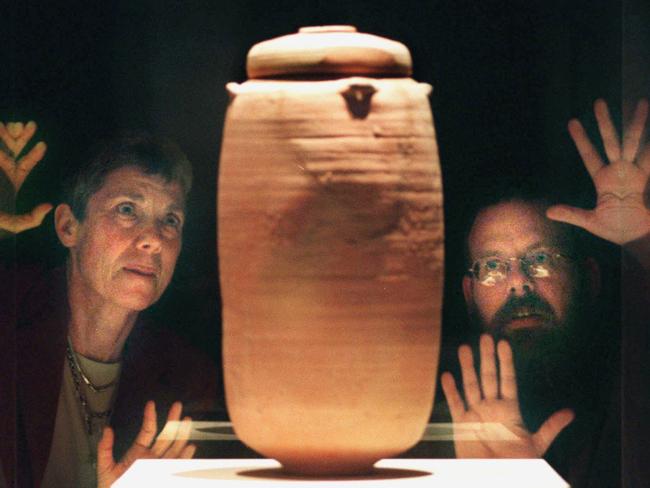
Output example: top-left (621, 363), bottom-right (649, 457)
top-left (468, 250), bottom-right (572, 287)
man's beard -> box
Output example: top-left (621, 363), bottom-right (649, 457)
top-left (491, 292), bottom-right (558, 337)
top-left (468, 291), bottom-right (589, 429)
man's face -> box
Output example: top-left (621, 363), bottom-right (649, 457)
top-left (64, 166), bottom-right (185, 312)
top-left (463, 201), bottom-right (579, 339)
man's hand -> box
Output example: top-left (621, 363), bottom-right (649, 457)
top-left (97, 401), bottom-right (196, 488)
top-left (0, 121), bottom-right (52, 233)
top-left (441, 334), bottom-right (574, 458)
top-left (547, 99), bottom-right (650, 245)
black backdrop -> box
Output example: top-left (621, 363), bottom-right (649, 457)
top-left (4, 0), bottom-right (646, 402)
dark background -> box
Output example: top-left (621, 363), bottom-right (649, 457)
top-left (3, 0), bottom-right (640, 405)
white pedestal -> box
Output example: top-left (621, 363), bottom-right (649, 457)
top-left (113, 458), bottom-right (569, 487)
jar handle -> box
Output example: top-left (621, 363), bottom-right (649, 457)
top-left (419, 82), bottom-right (433, 97)
top-left (340, 83), bottom-right (377, 119)
top-left (226, 82), bottom-right (241, 100)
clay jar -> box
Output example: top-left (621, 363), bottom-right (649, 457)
top-left (218, 26), bottom-right (444, 475)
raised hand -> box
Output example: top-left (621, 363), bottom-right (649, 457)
top-left (547, 99), bottom-right (650, 245)
top-left (0, 122), bottom-right (38, 157)
top-left (0, 121), bottom-right (52, 233)
top-left (441, 334), bottom-right (574, 458)
top-left (96, 401), bottom-right (195, 488)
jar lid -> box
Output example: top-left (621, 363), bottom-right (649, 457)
top-left (247, 26), bottom-right (412, 78)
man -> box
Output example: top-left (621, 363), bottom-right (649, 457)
top-left (442, 98), bottom-right (650, 487)
top-left (0, 125), bottom-right (218, 487)
top-left (442, 197), bottom-right (614, 482)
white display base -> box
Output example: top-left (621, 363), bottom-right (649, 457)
top-left (113, 458), bottom-right (569, 487)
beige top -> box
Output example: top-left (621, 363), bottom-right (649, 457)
top-left (41, 348), bottom-right (121, 488)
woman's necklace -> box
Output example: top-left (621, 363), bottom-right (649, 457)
top-left (65, 338), bottom-right (115, 435)
top-left (66, 336), bottom-right (118, 392)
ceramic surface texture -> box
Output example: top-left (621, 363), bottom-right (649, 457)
top-left (218, 72), bottom-right (443, 475)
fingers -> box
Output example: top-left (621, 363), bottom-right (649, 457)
top-left (441, 371), bottom-right (466, 422)
top-left (16, 121), bottom-right (37, 154)
top-left (496, 339), bottom-right (518, 401)
top-left (0, 204), bottom-right (53, 234)
top-left (105, 401), bottom-right (195, 488)
top-left (568, 118), bottom-right (604, 178)
top-left (179, 443), bottom-right (197, 459)
top-left (120, 402), bottom-right (158, 469)
top-left (30, 203), bottom-right (54, 224)
top-left (479, 334), bottom-right (498, 400)
top-left (162, 416), bottom-right (194, 459)
top-left (0, 121), bottom-right (38, 157)
top-left (15, 142), bottom-right (47, 191)
top-left (122, 402), bottom-right (195, 464)
top-left (0, 212), bottom-right (16, 233)
top-left (96, 427), bottom-right (117, 481)
top-left (458, 344), bottom-right (481, 407)
top-left (0, 150), bottom-right (15, 184)
top-left (0, 123), bottom-right (17, 154)
top-left (623, 99), bottom-right (649, 162)
top-left (97, 426), bottom-right (116, 469)
top-left (151, 401), bottom-right (183, 457)
top-left (532, 408), bottom-right (575, 455)
top-left (594, 99), bottom-right (622, 162)
top-left (638, 143), bottom-right (650, 173)
top-left (0, 137), bottom-right (47, 193)
top-left (6, 123), bottom-right (25, 139)
top-left (133, 400), bottom-right (158, 449)
top-left (167, 401), bottom-right (183, 422)
top-left (570, 99), bottom-right (649, 172)
top-left (546, 205), bottom-right (593, 232)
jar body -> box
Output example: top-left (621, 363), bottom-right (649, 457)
top-left (218, 77), bottom-right (444, 475)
